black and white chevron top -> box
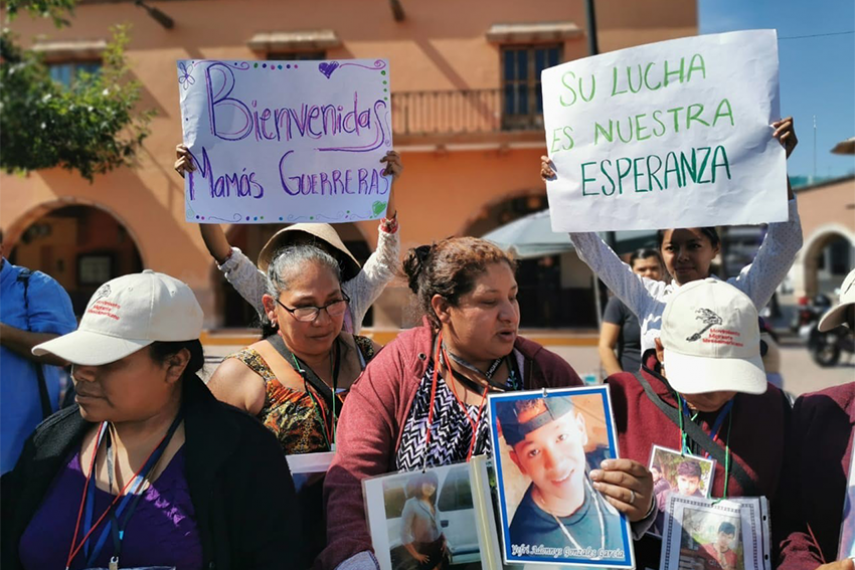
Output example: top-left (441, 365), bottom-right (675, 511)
top-left (395, 362), bottom-right (492, 472)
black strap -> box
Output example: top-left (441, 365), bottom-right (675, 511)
top-left (16, 269), bottom-right (53, 420)
top-left (632, 370), bottom-right (761, 497)
top-left (265, 333), bottom-right (338, 410)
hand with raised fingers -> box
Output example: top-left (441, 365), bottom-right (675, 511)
top-left (380, 150), bottom-right (403, 180)
top-left (772, 117), bottom-right (798, 159)
top-left (174, 143), bottom-right (195, 178)
top-left (540, 155), bottom-right (556, 181)
top-left (589, 458), bottom-right (655, 523)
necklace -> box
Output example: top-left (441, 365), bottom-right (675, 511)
top-left (535, 478), bottom-right (605, 557)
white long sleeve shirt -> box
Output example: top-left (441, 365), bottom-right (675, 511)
top-left (218, 224), bottom-right (401, 334)
top-left (570, 199), bottom-right (803, 355)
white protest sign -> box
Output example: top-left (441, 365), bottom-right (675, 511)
top-left (177, 59), bottom-right (392, 224)
top-left (542, 30), bottom-right (787, 233)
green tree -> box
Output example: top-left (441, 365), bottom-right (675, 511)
top-left (1, 1), bottom-right (153, 181)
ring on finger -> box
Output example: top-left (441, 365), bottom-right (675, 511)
top-left (629, 490), bottom-right (636, 505)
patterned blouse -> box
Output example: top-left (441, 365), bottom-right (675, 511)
top-left (226, 336), bottom-right (375, 455)
top-left (395, 362), bottom-right (494, 472)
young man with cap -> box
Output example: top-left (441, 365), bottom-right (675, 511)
top-left (495, 396), bottom-right (650, 557)
top-left (698, 521), bottom-right (739, 570)
top-left (604, 279), bottom-right (790, 567)
top-left (0, 271), bottom-right (303, 570)
top-left (777, 269), bottom-right (855, 570)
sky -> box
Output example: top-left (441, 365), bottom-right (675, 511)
top-left (699, 0), bottom-right (855, 179)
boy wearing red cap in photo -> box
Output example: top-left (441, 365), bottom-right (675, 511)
top-left (777, 269), bottom-right (855, 570)
top-left (604, 279), bottom-right (790, 567)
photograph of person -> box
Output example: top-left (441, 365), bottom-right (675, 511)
top-left (648, 446), bottom-right (715, 536)
top-left (363, 464), bottom-right (480, 570)
top-left (697, 521), bottom-right (740, 570)
top-left (672, 508), bottom-right (744, 570)
top-left (489, 387), bottom-right (633, 568)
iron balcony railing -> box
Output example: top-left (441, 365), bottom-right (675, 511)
top-left (391, 87), bottom-right (545, 136)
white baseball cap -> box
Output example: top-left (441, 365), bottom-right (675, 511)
top-left (818, 269), bottom-right (855, 332)
top-left (660, 279), bottom-right (766, 395)
top-left (33, 270), bottom-right (203, 366)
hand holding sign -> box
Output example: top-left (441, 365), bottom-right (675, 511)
top-left (541, 30), bottom-right (788, 233)
top-left (178, 59), bottom-right (393, 224)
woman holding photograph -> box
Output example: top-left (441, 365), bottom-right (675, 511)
top-left (400, 472), bottom-right (447, 570)
top-left (541, 118), bottom-right (802, 355)
top-left (317, 237), bottom-right (655, 570)
top-left (175, 144), bottom-right (403, 334)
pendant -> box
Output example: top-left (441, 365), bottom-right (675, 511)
top-left (109, 556), bottom-right (119, 570)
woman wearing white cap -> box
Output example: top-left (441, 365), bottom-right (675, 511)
top-left (0, 271), bottom-right (302, 570)
top-left (604, 279), bottom-right (791, 568)
top-left (540, 118), bottom-right (802, 356)
top-left (175, 144), bottom-right (403, 334)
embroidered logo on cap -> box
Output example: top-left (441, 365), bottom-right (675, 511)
top-left (91, 283), bottom-right (111, 304)
top-left (686, 308), bottom-right (723, 342)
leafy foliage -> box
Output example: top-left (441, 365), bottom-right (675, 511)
top-left (1, 4), bottom-right (153, 181)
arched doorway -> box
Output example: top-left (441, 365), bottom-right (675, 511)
top-left (803, 230), bottom-right (855, 298)
top-left (8, 205), bottom-right (144, 315)
top-left (462, 192), bottom-right (597, 329)
top-left (214, 223), bottom-right (373, 329)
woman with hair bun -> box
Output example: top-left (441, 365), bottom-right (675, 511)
top-left (317, 237), bottom-right (650, 570)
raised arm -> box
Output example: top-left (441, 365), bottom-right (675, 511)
top-left (729, 118), bottom-right (803, 308)
top-left (346, 151), bottom-right (403, 330)
top-left (540, 156), bottom-right (660, 319)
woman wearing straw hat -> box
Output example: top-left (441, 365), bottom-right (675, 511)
top-left (175, 144), bottom-right (403, 334)
top-left (1, 270), bottom-right (302, 570)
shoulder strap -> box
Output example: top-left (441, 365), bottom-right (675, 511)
top-left (16, 269), bottom-right (53, 420)
top-left (265, 333), bottom-right (335, 406)
top-left (632, 371), bottom-right (761, 497)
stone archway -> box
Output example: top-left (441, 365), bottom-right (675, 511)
top-left (7, 201), bottom-right (144, 316)
top-left (801, 225), bottom-right (855, 298)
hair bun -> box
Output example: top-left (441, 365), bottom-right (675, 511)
top-left (403, 244), bottom-right (434, 295)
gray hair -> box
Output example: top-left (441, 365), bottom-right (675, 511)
top-left (266, 244), bottom-right (342, 297)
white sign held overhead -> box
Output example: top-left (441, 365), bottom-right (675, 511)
top-left (541, 30), bottom-right (788, 233)
top-left (178, 58), bottom-right (393, 224)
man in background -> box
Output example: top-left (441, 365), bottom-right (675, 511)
top-left (0, 229), bottom-right (77, 474)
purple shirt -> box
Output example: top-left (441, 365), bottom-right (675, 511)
top-left (19, 445), bottom-right (203, 570)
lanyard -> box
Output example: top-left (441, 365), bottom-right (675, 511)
top-left (676, 394), bottom-right (734, 500)
top-left (291, 342), bottom-right (342, 451)
top-left (422, 332), bottom-right (492, 470)
top-left (66, 413), bottom-right (183, 569)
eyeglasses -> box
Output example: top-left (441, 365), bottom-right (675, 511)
top-left (275, 293), bottom-right (350, 323)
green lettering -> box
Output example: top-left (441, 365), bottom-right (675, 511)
top-left (616, 157), bottom-right (632, 194)
top-left (646, 154), bottom-right (664, 191)
top-left (580, 75), bottom-right (596, 102)
top-left (562, 126), bottom-right (575, 150)
top-left (687, 103), bottom-right (710, 129)
top-left (696, 147), bottom-right (712, 183)
top-left (711, 145), bottom-right (732, 182)
top-left (635, 114), bottom-right (650, 141)
top-left (560, 71), bottom-right (578, 107)
top-left (551, 128), bottom-right (562, 153)
top-left (633, 157), bottom-right (647, 192)
top-left (663, 57), bottom-right (685, 87)
top-left (680, 149), bottom-right (698, 184)
top-left (687, 54), bottom-right (706, 82)
top-left (664, 151), bottom-right (683, 188)
top-left (611, 67), bottom-right (627, 96)
top-left (616, 119), bottom-right (634, 144)
top-left (667, 107), bottom-right (683, 132)
top-left (581, 162), bottom-right (598, 195)
top-left (644, 62), bottom-right (662, 90)
top-left (652, 110), bottom-right (666, 137)
top-left (601, 159), bottom-right (616, 195)
top-left (628, 65), bottom-right (643, 93)
top-left (594, 120), bottom-right (614, 145)
top-left (713, 98), bottom-right (735, 127)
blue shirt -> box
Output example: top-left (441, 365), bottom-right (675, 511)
top-left (0, 260), bottom-right (77, 474)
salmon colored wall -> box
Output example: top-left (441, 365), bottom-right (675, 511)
top-left (1, 0), bottom-right (697, 327)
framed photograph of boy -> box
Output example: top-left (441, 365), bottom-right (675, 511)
top-left (487, 386), bottom-right (634, 568)
top-left (660, 495), bottom-right (771, 570)
top-left (362, 463), bottom-right (482, 570)
top-left (648, 445), bottom-right (716, 536)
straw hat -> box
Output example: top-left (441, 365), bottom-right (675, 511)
top-left (257, 224), bottom-right (361, 281)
